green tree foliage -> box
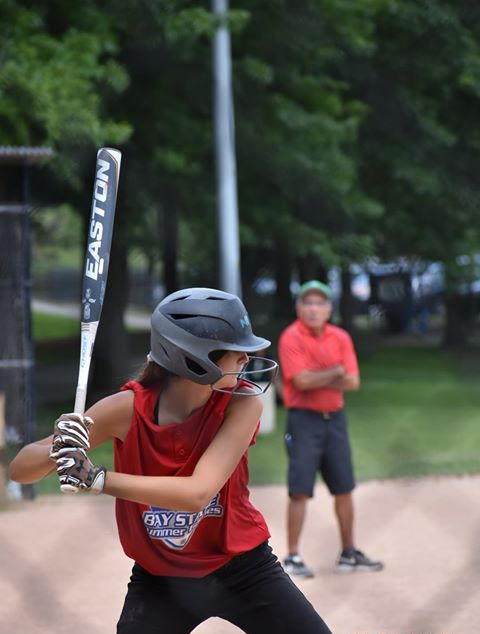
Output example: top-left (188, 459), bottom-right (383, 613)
top-left (348, 1), bottom-right (480, 265)
top-left (3, 0), bottom-right (480, 350)
top-left (340, 0), bottom-right (480, 341)
top-left (234, 0), bottom-right (386, 275)
top-left (0, 0), bottom-right (131, 184)
top-left (94, 1), bottom-right (388, 296)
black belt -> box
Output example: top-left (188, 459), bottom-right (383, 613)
top-left (318, 410), bottom-right (340, 420)
top-left (290, 408), bottom-right (342, 420)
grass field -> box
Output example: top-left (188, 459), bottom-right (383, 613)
top-left (249, 344), bottom-right (480, 485)
top-left (26, 340), bottom-right (480, 496)
top-left (32, 311), bottom-right (78, 341)
top-left (345, 345), bottom-right (480, 480)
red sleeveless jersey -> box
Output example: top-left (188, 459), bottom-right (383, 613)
top-left (114, 380), bottom-right (270, 577)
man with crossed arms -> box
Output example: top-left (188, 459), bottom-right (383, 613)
top-left (279, 280), bottom-right (384, 577)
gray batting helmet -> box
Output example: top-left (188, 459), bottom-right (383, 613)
top-left (149, 287), bottom-right (270, 384)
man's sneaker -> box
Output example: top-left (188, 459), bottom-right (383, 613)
top-left (283, 554), bottom-right (314, 578)
top-left (336, 548), bottom-right (384, 573)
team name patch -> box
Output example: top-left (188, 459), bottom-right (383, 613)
top-left (142, 495), bottom-right (223, 549)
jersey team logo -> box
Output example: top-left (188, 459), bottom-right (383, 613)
top-left (142, 494), bottom-right (224, 549)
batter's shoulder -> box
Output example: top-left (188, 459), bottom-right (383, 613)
top-left (86, 390), bottom-right (135, 442)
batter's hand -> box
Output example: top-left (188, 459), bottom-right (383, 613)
top-left (49, 413), bottom-right (93, 459)
top-left (54, 447), bottom-right (106, 494)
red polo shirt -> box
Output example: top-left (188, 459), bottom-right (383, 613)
top-left (278, 319), bottom-right (359, 413)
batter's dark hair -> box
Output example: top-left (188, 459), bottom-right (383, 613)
top-left (135, 350), bottom-right (227, 388)
top-left (135, 360), bottom-right (173, 388)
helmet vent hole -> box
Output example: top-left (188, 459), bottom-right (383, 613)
top-left (170, 296), bottom-right (189, 302)
top-left (170, 313), bottom-right (196, 320)
top-left (160, 344), bottom-right (170, 359)
top-left (185, 357), bottom-right (207, 376)
top-left (206, 296), bottom-right (226, 301)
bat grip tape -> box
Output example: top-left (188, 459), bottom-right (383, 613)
top-left (74, 322), bottom-right (99, 414)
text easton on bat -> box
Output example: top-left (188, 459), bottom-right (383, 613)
top-left (85, 158), bottom-right (111, 281)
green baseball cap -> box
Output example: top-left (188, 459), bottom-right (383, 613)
top-left (297, 280), bottom-right (332, 300)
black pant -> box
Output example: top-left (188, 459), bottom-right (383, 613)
top-left (117, 542), bottom-right (333, 634)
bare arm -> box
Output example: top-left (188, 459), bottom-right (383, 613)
top-left (292, 364), bottom-right (346, 391)
top-left (103, 394), bottom-right (263, 513)
top-left (8, 436), bottom-right (56, 484)
top-left (8, 391), bottom-right (133, 485)
top-left (327, 373), bottom-right (360, 391)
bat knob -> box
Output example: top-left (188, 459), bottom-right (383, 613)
top-left (60, 484), bottom-right (81, 494)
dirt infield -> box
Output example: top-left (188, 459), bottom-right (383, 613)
top-left (1, 476), bottom-right (478, 634)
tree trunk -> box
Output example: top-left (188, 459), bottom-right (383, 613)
top-left (161, 193), bottom-right (178, 295)
top-left (0, 391), bottom-right (7, 506)
top-left (297, 255), bottom-right (328, 284)
top-left (90, 240), bottom-right (130, 397)
top-left (273, 243), bottom-right (293, 319)
top-left (443, 293), bottom-right (469, 347)
top-left (339, 265), bottom-right (355, 333)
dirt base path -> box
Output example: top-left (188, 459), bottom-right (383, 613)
top-left (1, 476), bottom-right (478, 634)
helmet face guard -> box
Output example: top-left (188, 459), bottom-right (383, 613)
top-left (149, 288), bottom-right (271, 386)
top-left (211, 356), bottom-right (278, 396)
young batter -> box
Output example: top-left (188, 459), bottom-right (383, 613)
top-left (10, 288), bottom-right (333, 634)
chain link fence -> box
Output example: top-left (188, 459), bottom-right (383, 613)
top-left (0, 203), bottom-right (36, 499)
top-left (0, 147), bottom-right (53, 500)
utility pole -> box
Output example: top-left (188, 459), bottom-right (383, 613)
top-left (212, 0), bottom-right (242, 297)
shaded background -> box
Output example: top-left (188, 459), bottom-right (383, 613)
top-left (2, 3), bottom-right (480, 383)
